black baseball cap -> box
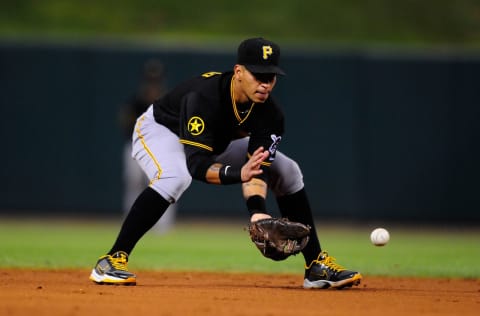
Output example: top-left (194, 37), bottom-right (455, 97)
top-left (237, 37), bottom-right (286, 75)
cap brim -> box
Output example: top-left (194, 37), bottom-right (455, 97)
top-left (244, 64), bottom-right (286, 76)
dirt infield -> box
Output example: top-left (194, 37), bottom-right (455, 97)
top-left (1, 269), bottom-right (478, 316)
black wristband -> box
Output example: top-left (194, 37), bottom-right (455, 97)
top-left (246, 195), bottom-right (267, 216)
top-left (219, 165), bottom-right (242, 184)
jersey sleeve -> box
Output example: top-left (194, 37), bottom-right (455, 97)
top-left (178, 91), bottom-right (218, 181)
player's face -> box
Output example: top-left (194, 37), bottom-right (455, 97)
top-left (236, 66), bottom-right (277, 103)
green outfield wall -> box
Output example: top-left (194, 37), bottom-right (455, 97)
top-left (0, 41), bottom-right (478, 222)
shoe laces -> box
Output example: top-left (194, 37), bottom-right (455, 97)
top-left (109, 252), bottom-right (129, 271)
top-left (305, 251), bottom-right (345, 272)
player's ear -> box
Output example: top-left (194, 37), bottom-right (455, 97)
top-left (234, 64), bottom-right (243, 76)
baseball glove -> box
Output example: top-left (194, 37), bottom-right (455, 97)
top-left (248, 218), bottom-right (311, 261)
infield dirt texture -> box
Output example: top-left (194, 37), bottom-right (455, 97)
top-left (2, 269), bottom-right (478, 316)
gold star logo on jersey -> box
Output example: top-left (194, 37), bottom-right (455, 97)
top-left (187, 116), bottom-right (205, 136)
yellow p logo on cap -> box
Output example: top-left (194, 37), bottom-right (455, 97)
top-left (262, 46), bottom-right (273, 60)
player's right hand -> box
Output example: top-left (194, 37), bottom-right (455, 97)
top-left (241, 147), bottom-right (269, 182)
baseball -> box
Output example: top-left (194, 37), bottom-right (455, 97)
top-left (370, 228), bottom-right (390, 246)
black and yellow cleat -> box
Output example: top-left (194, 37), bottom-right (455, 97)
top-left (303, 251), bottom-right (362, 289)
top-left (89, 251), bottom-right (136, 285)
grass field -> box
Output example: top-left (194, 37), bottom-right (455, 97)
top-left (0, 217), bottom-right (478, 279)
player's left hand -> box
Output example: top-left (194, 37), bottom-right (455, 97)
top-left (248, 218), bottom-right (311, 261)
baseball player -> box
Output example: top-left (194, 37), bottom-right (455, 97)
top-left (89, 37), bottom-right (362, 289)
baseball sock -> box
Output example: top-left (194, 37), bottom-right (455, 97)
top-left (276, 188), bottom-right (322, 265)
top-left (109, 186), bottom-right (170, 256)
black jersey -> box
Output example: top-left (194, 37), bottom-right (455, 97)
top-left (152, 71), bottom-right (284, 181)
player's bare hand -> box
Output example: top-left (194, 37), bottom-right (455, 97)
top-left (241, 147), bottom-right (269, 182)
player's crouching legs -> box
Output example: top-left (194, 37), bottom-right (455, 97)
top-left (149, 169), bottom-right (192, 204)
top-left (268, 151), bottom-right (304, 196)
